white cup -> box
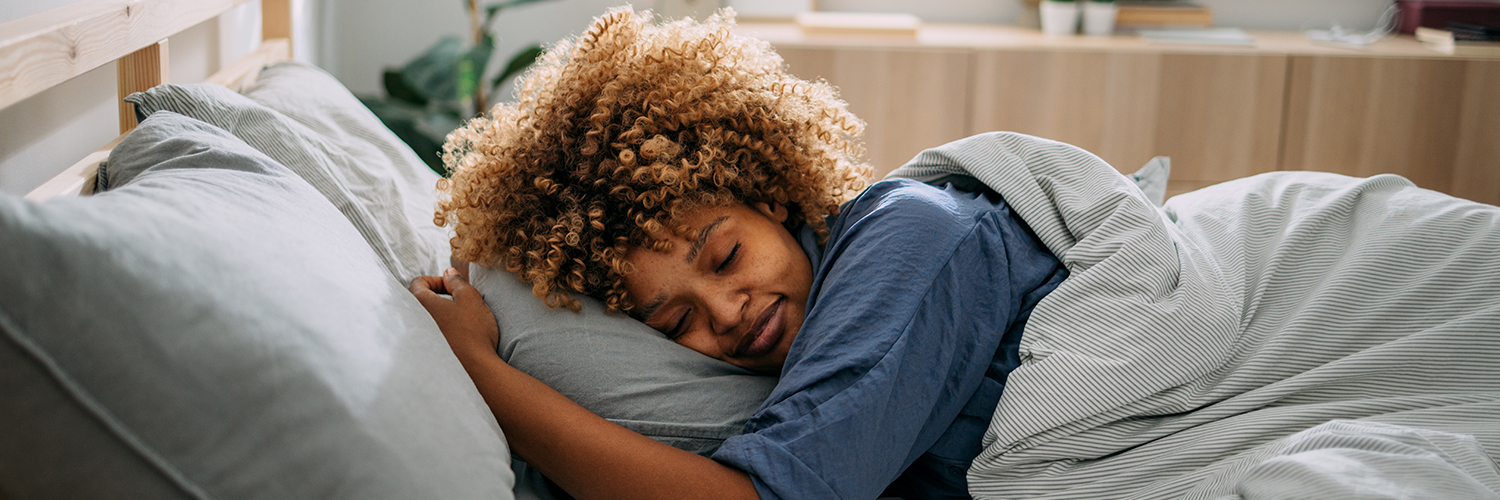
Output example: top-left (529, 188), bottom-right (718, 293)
top-left (1040, 1), bottom-right (1080, 36)
top-left (1082, 2), bottom-right (1118, 36)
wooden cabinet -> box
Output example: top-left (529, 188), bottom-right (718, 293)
top-left (1283, 56), bottom-right (1500, 203)
top-left (776, 46), bottom-right (972, 176)
top-left (739, 23), bottom-right (1500, 205)
top-left (970, 50), bottom-right (1287, 194)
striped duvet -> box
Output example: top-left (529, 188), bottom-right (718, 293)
top-left (891, 133), bottom-right (1500, 499)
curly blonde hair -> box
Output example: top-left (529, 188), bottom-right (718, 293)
top-left (436, 6), bottom-right (870, 313)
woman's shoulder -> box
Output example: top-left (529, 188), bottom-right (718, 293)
top-left (834, 178), bottom-right (1008, 239)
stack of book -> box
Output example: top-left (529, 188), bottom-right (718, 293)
top-left (1140, 28), bottom-right (1253, 46)
top-left (1415, 23), bottom-right (1500, 55)
top-left (795, 12), bottom-right (921, 37)
top-left (1116, 1), bottom-right (1213, 31)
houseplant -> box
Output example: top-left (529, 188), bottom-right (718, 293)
top-left (360, 0), bottom-right (551, 175)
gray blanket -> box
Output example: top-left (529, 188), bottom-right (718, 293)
top-left (890, 133), bottom-right (1500, 500)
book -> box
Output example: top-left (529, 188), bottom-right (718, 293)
top-left (1116, 1), bottom-right (1213, 28)
top-left (795, 12), bottom-right (920, 37)
top-left (1415, 26), bottom-right (1500, 55)
top-left (1140, 28), bottom-right (1254, 46)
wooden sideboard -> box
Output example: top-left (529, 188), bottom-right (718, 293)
top-left (736, 23), bottom-right (1500, 205)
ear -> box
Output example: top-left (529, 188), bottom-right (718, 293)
top-left (752, 202), bottom-right (789, 224)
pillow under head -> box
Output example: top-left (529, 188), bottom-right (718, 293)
top-left (471, 264), bottom-right (779, 456)
top-left (0, 111), bottom-right (513, 499)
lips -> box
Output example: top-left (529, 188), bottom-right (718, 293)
top-left (733, 297), bottom-right (785, 359)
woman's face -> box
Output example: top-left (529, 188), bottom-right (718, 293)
top-left (623, 202), bottom-right (812, 374)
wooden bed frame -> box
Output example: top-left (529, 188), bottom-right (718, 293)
top-left (0, 0), bottom-right (295, 201)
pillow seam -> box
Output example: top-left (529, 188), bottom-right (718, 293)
top-left (0, 311), bottom-right (217, 500)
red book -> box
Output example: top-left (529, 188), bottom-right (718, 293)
top-left (1397, 0), bottom-right (1500, 35)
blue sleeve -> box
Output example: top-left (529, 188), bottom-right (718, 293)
top-left (711, 180), bottom-right (1031, 500)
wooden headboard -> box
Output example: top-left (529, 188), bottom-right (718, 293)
top-left (0, 0), bottom-right (295, 201)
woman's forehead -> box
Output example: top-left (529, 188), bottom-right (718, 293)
top-left (644, 202), bottom-right (753, 242)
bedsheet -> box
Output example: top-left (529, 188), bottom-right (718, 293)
top-left (889, 132), bottom-right (1500, 499)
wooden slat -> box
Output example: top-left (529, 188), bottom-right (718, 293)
top-left (23, 135), bottom-right (124, 201)
top-left (25, 38), bottom-right (293, 201)
top-left (262, 0), bottom-right (293, 55)
top-left (0, 0), bottom-right (253, 112)
top-left (117, 39), bottom-right (167, 133)
top-left (204, 38), bottom-right (290, 90)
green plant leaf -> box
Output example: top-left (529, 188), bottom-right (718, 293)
top-left (400, 35), bottom-right (466, 106)
top-left (459, 34), bottom-right (496, 102)
top-left (382, 69), bottom-right (429, 107)
top-left (360, 96), bottom-right (450, 175)
top-left (491, 44), bottom-right (544, 94)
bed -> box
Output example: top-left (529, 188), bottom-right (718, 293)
top-left (3, 2), bottom-right (1498, 500)
top-left (1, 2), bottom-right (516, 498)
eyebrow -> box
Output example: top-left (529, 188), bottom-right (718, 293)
top-left (638, 293), bottom-right (668, 323)
top-left (638, 215), bottom-right (730, 322)
top-left (685, 216), bottom-right (729, 264)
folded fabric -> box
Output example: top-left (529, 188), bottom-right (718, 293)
top-left (890, 132), bottom-right (1500, 499)
top-left (125, 62), bottom-right (448, 283)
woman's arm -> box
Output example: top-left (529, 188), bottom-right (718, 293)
top-left (409, 269), bottom-right (760, 500)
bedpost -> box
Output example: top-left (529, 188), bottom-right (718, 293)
top-left (117, 40), bottom-right (169, 133)
top-left (263, 0), bottom-right (294, 55)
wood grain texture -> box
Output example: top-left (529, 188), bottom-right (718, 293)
top-left (204, 38), bottom-right (290, 91)
top-left (0, 0), bottom-right (253, 111)
top-left (970, 50), bottom-right (1287, 182)
top-left (1452, 62), bottom-right (1500, 206)
top-left (116, 39), bottom-right (167, 133)
top-left (26, 38), bottom-right (293, 201)
top-left (776, 46), bottom-right (972, 178)
top-left (261, 0), bottom-right (293, 54)
top-left (1282, 56), bottom-right (1500, 205)
top-left (22, 135), bottom-right (125, 201)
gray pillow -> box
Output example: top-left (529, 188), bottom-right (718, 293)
top-left (124, 63), bottom-right (447, 284)
top-left (0, 111), bottom-right (513, 499)
top-left (474, 156), bottom-right (1168, 464)
top-left (471, 264), bottom-right (779, 456)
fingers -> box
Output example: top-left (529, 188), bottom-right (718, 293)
top-left (409, 275), bottom-right (447, 294)
top-left (409, 275), bottom-right (451, 312)
top-left (442, 268), bottom-right (483, 305)
top-left (449, 257), bottom-right (471, 281)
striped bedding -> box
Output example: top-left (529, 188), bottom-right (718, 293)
top-left (890, 133), bottom-right (1500, 499)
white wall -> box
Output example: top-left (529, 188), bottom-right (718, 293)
top-left (325, 0), bottom-right (633, 96)
top-left (0, 0), bottom-right (325, 195)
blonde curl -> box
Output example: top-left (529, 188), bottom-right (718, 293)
top-left (436, 6), bottom-right (870, 313)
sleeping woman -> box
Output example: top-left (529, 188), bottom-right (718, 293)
top-left (408, 7), bottom-right (1067, 500)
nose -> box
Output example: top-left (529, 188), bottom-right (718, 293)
top-left (704, 283), bottom-right (748, 337)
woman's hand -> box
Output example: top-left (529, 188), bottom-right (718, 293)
top-left (410, 267), bottom-right (759, 500)
top-left (409, 268), bottom-right (500, 359)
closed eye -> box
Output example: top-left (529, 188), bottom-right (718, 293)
top-left (669, 308), bottom-right (691, 340)
top-left (716, 243), bottom-right (740, 273)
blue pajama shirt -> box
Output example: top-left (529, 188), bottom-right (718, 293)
top-left (711, 178), bottom-right (1068, 499)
